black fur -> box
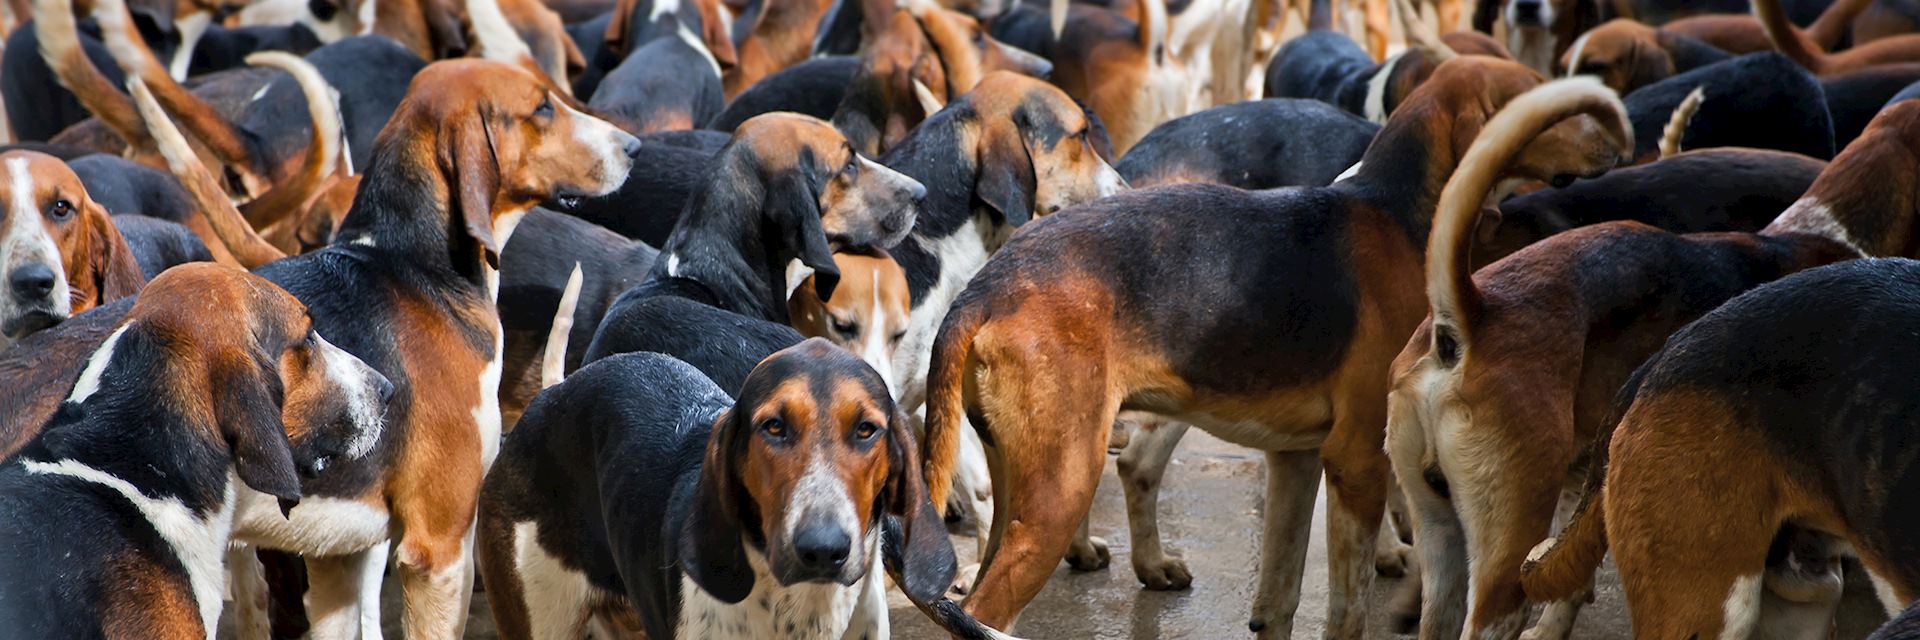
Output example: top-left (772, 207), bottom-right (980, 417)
top-left (186, 23), bottom-right (324, 77)
top-left (1, 19), bottom-right (125, 143)
top-left (707, 56), bottom-right (860, 132)
top-left (1623, 52), bottom-right (1833, 160)
top-left (246, 35), bottom-right (426, 172)
top-left (1873, 599), bottom-right (1920, 640)
top-left (112, 214), bottom-right (214, 279)
top-left (498, 208), bottom-right (659, 375)
top-left (1117, 99), bottom-right (1378, 189)
top-left (68, 154), bottom-right (196, 222)
top-left (543, 142), bottom-right (710, 245)
top-left (589, 23), bottom-right (725, 135)
top-left (1822, 64), bottom-right (1920, 149)
top-left (642, 128), bottom-right (731, 153)
top-left (567, 12), bottom-right (616, 98)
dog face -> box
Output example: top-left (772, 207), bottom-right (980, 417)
top-left (965, 72), bottom-right (1128, 224)
top-left (404, 60), bottom-right (640, 256)
top-left (0, 152), bottom-right (143, 347)
top-left (120, 263), bottom-right (390, 504)
top-left (1510, 88), bottom-right (1633, 188)
top-left (728, 113), bottom-right (925, 299)
top-left (681, 339), bottom-right (955, 603)
top-left (787, 251), bottom-right (912, 394)
top-left (1560, 19), bottom-right (1673, 93)
top-left (1504, 0), bottom-right (1563, 30)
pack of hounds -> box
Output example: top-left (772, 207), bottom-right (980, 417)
top-left (2, 0), bottom-right (1920, 635)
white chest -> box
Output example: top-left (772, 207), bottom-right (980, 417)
top-left (676, 539), bottom-right (887, 640)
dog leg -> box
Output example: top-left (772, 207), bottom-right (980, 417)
top-left (950, 418), bottom-right (994, 595)
top-left (1117, 419), bottom-right (1192, 590)
top-left (1387, 412), bottom-right (1467, 638)
top-left (305, 545), bottom-right (386, 640)
top-left (1247, 449), bottom-right (1322, 639)
top-left (396, 526), bottom-right (478, 639)
top-left (228, 545), bottom-right (272, 640)
top-left (357, 542), bottom-right (388, 640)
top-left (1065, 515), bottom-right (1113, 571)
top-left (1373, 506), bottom-right (1413, 577)
top-left (1320, 390), bottom-right (1393, 640)
top-left (1519, 477), bottom-right (1594, 640)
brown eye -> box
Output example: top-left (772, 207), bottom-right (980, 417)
top-left (854, 420), bottom-right (881, 440)
top-left (533, 96), bottom-right (554, 118)
top-left (760, 417), bottom-right (787, 437)
top-left (47, 200), bottom-right (74, 220)
top-left (831, 317), bottom-right (858, 336)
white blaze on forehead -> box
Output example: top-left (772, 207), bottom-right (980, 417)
top-left (858, 269), bottom-right (897, 396)
top-left (5, 156), bottom-right (68, 317)
top-left (783, 445), bottom-right (860, 543)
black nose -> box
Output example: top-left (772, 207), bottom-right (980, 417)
top-left (792, 525), bottom-right (851, 572)
top-left (1512, 0), bottom-right (1542, 22)
top-left (8, 264), bottom-right (56, 301)
top-left (621, 134), bottom-right (642, 159)
top-left (906, 180), bottom-right (928, 202)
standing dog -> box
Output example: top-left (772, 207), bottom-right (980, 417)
top-left (920, 62), bottom-right (1628, 636)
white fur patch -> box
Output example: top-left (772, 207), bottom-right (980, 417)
top-left (677, 532), bottom-right (883, 639)
top-left (856, 269), bottom-right (896, 395)
top-left (234, 492), bottom-right (391, 556)
top-left (355, 0), bottom-right (377, 35)
top-left (785, 258), bottom-right (816, 303)
top-left (1364, 54), bottom-right (1402, 124)
top-left (67, 325), bottom-right (130, 404)
top-left (564, 100), bottom-right (633, 196)
top-left (168, 12), bottom-right (212, 80)
top-left (1869, 570), bottom-right (1906, 616)
top-left (25, 459), bottom-right (236, 638)
top-left (1720, 573), bottom-right (1763, 640)
top-left (1765, 197), bottom-right (1869, 256)
top-left (892, 218), bottom-right (997, 412)
top-left (1334, 160), bottom-right (1364, 183)
top-left (3, 156), bottom-right (70, 338)
top-left (513, 520), bottom-right (597, 634)
top-left (315, 331), bottom-right (385, 458)
top-left (1563, 32), bottom-right (1592, 78)
top-left (678, 20), bottom-right (724, 79)
top-left (666, 253), bottom-right (682, 277)
top-left (476, 324), bottom-right (505, 469)
top-left (649, 0), bottom-right (681, 22)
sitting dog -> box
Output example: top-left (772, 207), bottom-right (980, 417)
top-left (0, 263), bottom-right (390, 639)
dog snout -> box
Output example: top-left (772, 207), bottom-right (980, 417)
top-left (1510, 0), bottom-right (1543, 24)
top-left (904, 177), bottom-right (928, 203)
top-left (9, 263), bottom-right (57, 302)
top-left (372, 369), bottom-right (396, 402)
top-left (792, 524), bottom-right (853, 575)
top-left (619, 131), bottom-right (643, 159)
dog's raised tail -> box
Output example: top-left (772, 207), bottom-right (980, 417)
top-left (34, 0), bottom-right (146, 147)
top-left (541, 263), bottom-right (585, 389)
top-left (95, 0), bottom-right (265, 195)
top-left (1657, 85), bottom-right (1705, 159)
top-left (129, 76), bottom-right (288, 269)
top-left (1308, 0), bottom-right (1334, 31)
top-left (1426, 76), bottom-right (1629, 358)
top-left (923, 297), bottom-right (988, 513)
top-left (1753, 0), bottom-right (1826, 72)
top-left (235, 51), bottom-right (343, 230)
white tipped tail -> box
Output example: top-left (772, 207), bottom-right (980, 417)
top-left (541, 262), bottom-right (584, 389)
top-left (1657, 86), bottom-right (1705, 159)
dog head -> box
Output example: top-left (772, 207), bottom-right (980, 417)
top-left (1560, 19), bottom-right (1674, 93)
top-left (787, 249), bottom-right (912, 394)
top-left (70, 263), bottom-right (390, 509)
top-left (0, 151), bottom-right (144, 348)
top-left (681, 338), bottom-right (955, 603)
top-left (958, 72), bottom-right (1127, 223)
top-left (393, 59), bottom-right (640, 259)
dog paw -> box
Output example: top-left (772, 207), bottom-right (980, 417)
top-left (1065, 536), bottom-right (1112, 571)
top-left (1375, 539), bottom-right (1413, 577)
top-left (950, 563), bottom-right (982, 595)
top-left (1132, 555), bottom-right (1193, 590)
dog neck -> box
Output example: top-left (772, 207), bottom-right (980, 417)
top-left (333, 140), bottom-right (496, 287)
top-left (654, 187), bottom-right (793, 323)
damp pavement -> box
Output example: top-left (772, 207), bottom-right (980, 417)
top-left (225, 432), bottom-right (1893, 638)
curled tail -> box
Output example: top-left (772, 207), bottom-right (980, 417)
top-left (541, 263), bottom-right (585, 389)
top-left (129, 76), bottom-right (288, 268)
top-left (35, 0), bottom-right (146, 147)
top-left (1426, 76), bottom-right (1630, 358)
top-left (1657, 85), bottom-right (1704, 159)
top-left (923, 299), bottom-right (989, 512)
top-left (236, 51), bottom-right (344, 231)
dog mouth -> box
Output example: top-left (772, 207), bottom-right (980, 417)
top-left (1, 309), bottom-right (65, 339)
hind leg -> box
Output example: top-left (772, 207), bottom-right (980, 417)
top-left (1387, 393), bottom-right (1467, 638)
top-left (228, 545), bottom-right (272, 640)
top-left (1520, 476), bottom-right (1596, 640)
top-left (1247, 449), bottom-right (1324, 639)
top-left (305, 544), bottom-right (387, 640)
top-left (1321, 390), bottom-right (1395, 640)
top-left (1066, 516), bottom-right (1112, 571)
top-left (959, 349), bottom-right (1118, 629)
top-left (1117, 419), bottom-right (1193, 590)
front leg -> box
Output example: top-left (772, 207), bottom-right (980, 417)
top-left (1116, 419), bottom-right (1193, 590)
top-left (1248, 449), bottom-right (1324, 639)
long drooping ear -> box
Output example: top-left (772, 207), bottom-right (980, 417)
top-left (446, 109), bottom-right (504, 266)
top-left (693, 0), bottom-right (739, 70)
top-left (678, 409), bottom-right (756, 603)
top-left (1624, 36), bottom-right (1674, 90)
top-left (213, 354), bottom-right (303, 512)
top-left (882, 406), bottom-right (957, 602)
top-left (423, 0), bottom-right (471, 57)
top-left (811, 0), bottom-right (865, 56)
top-left (974, 110), bottom-right (1036, 226)
top-left (769, 171), bottom-right (841, 301)
top-left (86, 206), bottom-right (147, 304)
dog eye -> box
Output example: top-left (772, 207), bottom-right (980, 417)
top-left (831, 318), bottom-right (858, 335)
top-left (890, 330), bottom-right (905, 346)
top-left (47, 200), bottom-right (74, 220)
top-left (854, 420), bottom-right (881, 439)
top-left (759, 417), bottom-right (787, 437)
top-left (534, 96), bottom-right (554, 118)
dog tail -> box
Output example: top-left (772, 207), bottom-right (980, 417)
top-left (1753, 0), bottom-right (1826, 71)
top-left (923, 297), bottom-right (988, 512)
top-left (1394, 0), bottom-right (1455, 60)
top-left (1138, 0), bottom-right (1168, 61)
top-left (1657, 85), bottom-right (1705, 159)
top-left (899, 596), bottom-right (1025, 640)
top-left (1806, 0), bottom-right (1875, 48)
top-left (95, 0), bottom-right (268, 197)
top-left (34, 0), bottom-right (148, 147)
top-left (234, 51), bottom-right (343, 230)
top-left (1308, 0), bottom-right (1333, 31)
top-left (1427, 76), bottom-right (1628, 353)
top-left (542, 262), bottom-right (585, 389)
top-left (129, 76), bottom-right (289, 268)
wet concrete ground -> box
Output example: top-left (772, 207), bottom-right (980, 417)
top-left (233, 432), bottom-right (1892, 638)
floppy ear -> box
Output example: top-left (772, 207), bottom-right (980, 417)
top-left (213, 354), bottom-right (303, 512)
top-left (769, 172), bottom-right (841, 302)
top-left (423, 0), bottom-right (470, 57)
top-left (694, 0), bottom-right (739, 70)
top-left (1624, 36), bottom-right (1674, 90)
top-left (604, 0), bottom-right (639, 58)
top-left (974, 111), bottom-right (1036, 226)
top-left (85, 206), bottom-right (147, 304)
top-left (812, 0), bottom-right (866, 56)
top-left (678, 409), bottom-right (757, 603)
top-left (446, 110), bottom-right (504, 266)
top-left (882, 406), bottom-right (957, 602)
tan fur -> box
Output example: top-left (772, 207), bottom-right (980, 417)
top-left (541, 262), bottom-right (584, 389)
top-left (129, 77), bottom-right (285, 268)
top-left (1657, 85), bottom-right (1704, 159)
top-left (1756, 0), bottom-right (1920, 74)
